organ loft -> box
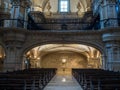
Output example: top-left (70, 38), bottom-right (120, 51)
top-left (0, 0), bottom-right (120, 90)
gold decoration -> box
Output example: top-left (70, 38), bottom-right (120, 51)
top-left (46, 1), bottom-right (51, 16)
top-left (77, 1), bottom-right (83, 17)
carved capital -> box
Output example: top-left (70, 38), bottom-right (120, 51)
top-left (3, 29), bottom-right (26, 48)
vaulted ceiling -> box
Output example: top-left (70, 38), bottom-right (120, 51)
top-left (31, 0), bottom-right (92, 12)
top-left (26, 44), bottom-right (101, 60)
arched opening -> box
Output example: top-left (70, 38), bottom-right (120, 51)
top-left (0, 45), bottom-right (5, 71)
top-left (23, 44), bottom-right (102, 75)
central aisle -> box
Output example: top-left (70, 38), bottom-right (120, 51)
top-left (44, 75), bottom-right (83, 90)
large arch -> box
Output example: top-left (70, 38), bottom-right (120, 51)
top-left (1, 29), bottom-right (105, 71)
top-left (20, 38), bottom-right (104, 72)
top-left (22, 40), bottom-right (104, 55)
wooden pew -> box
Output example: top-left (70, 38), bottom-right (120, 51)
top-left (72, 69), bottom-right (120, 90)
top-left (0, 68), bottom-right (57, 90)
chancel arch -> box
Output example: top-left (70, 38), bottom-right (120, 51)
top-left (23, 44), bottom-right (102, 75)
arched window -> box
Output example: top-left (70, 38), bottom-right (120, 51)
top-left (59, 0), bottom-right (70, 12)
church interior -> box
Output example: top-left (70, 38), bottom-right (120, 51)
top-left (0, 0), bottom-right (120, 90)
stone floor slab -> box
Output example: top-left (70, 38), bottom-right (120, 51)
top-left (44, 75), bottom-right (83, 90)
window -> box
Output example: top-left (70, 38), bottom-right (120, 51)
top-left (59, 0), bottom-right (70, 12)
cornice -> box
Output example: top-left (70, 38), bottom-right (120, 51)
top-left (0, 27), bottom-right (103, 35)
top-left (0, 27), bottom-right (27, 34)
top-left (100, 27), bottom-right (120, 33)
top-left (26, 30), bottom-right (103, 36)
top-left (0, 27), bottom-right (120, 36)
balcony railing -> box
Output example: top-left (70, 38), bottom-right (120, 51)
top-left (0, 19), bottom-right (27, 28)
top-left (45, 18), bottom-right (83, 24)
top-left (30, 23), bottom-right (93, 30)
top-left (0, 19), bottom-right (101, 30)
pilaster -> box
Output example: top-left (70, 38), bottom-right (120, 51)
top-left (105, 41), bottom-right (120, 71)
top-left (3, 29), bottom-right (26, 71)
top-left (100, 0), bottom-right (118, 28)
top-left (4, 45), bottom-right (21, 71)
top-left (10, 0), bottom-right (31, 28)
top-left (0, 0), bottom-right (11, 20)
top-left (93, 0), bottom-right (119, 29)
top-left (102, 30), bottom-right (120, 71)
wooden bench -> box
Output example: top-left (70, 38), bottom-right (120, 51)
top-left (0, 68), bottom-right (57, 90)
top-left (72, 69), bottom-right (120, 90)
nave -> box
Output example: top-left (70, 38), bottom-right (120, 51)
top-left (44, 75), bottom-right (83, 90)
top-left (0, 68), bottom-right (120, 90)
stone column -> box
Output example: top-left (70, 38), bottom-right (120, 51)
top-left (102, 31), bottom-right (120, 71)
top-left (0, 0), bottom-right (11, 27)
top-left (101, 55), bottom-right (107, 70)
top-left (105, 42), bottom-right (120, 71)
top-left (4, 46), bottom-right (22, 71)
top-left (23, 0), bottom-right (31, 28)
top-left (3, 30), bottom-right (26, 71)
top-left (100, 0), bottom-right (118, 28)
top-left (10, 0), bottom-right (20, 27)
top-left (0, 0), bottom-right (5, 12)
top-left (10, 0), bottom-right (31, 28)
top-left (93, 0), bottom-right (119, 28)
top-left (22, 56), bottom-right (26, 69)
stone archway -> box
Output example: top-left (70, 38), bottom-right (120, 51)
top-left (23, 41), bottom-right (103, 74)
top-left (2, 29), bottom-right (104, 71)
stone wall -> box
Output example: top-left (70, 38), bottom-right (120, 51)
top-left (41, 51), bottom-right (87, 74)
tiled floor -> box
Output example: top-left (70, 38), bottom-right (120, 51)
top-left (44, 75), bottom-right (83, 90)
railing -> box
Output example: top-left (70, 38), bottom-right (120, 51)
top-left (0, 19), bottom-right (28, 28)
top-left (32, 23), bottom-right (93, 30)
top-left (46, 18), bottom-right (83, 24)
top-left (27, 11), bottom-right (100, 30)
top-left (0, 19), bottom-right (101, 30)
